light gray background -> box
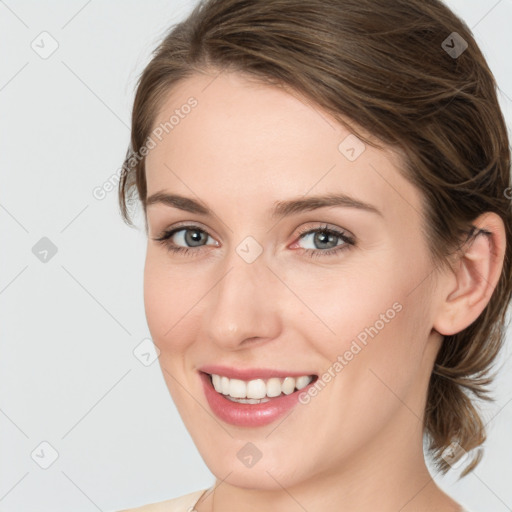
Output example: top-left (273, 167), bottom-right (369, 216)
top-left (1, 1), bottom-right (511, 511)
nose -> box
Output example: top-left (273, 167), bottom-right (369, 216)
top-left (204, 248), bottom-right (282, 351)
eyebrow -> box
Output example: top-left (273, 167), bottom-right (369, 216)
top-left (145, 191), bottom-right (383, 218)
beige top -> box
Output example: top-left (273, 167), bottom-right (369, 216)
top-left (117, 488), bottom-right (210, 512)
top-left (117, 489), bottom-right (473, 512)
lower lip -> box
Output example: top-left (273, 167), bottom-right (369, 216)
top-left (199, 372), bottom-right (316, 427)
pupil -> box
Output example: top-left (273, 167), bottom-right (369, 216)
top-left (315, 231), bottom-right (336, 249)
top-left (186, 229), bottom-right (205, 246)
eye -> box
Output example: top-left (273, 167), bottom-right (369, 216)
top-left (153, 225), bottom-right (218, 255)
top-left (293, 224), bottom-right (355, 258)
top-left (152, 222), bottom-right (355, 259)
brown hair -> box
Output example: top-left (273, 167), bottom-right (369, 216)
top-left (119, 0), bottom-right (512, 476)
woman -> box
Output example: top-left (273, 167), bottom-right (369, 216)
top-left (117, 0), bottom-right (511, 510)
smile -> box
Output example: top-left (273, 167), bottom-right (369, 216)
top-left (210, 373), bottom-right (315, 402)
top-left (199, 368), bottom-right (318, 427)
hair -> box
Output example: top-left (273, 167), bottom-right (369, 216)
top-left (119, 0), bottom-right (512, 476)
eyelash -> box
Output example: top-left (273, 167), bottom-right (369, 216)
top-left (152, 223), bottom-right (355, 259)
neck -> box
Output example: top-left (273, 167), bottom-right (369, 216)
top-left (202, 411), bottom-right (460, 512)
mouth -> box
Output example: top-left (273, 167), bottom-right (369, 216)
top-left (198, 369), bottom-right (319, 427)
top-left (205, 372), bottom-right (318, 403)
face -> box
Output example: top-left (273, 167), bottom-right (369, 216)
top-left (143, 70), bottom-right (442, 490)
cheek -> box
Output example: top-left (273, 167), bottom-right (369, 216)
top-left (305, 259), bottom-right (432, 394)
top-left (143, 261), bottom-right (167, 340)
top-left (325, 289), bottom-right (433, 429)
top-left (143, 249), bottom-right (212, 361)
top-left (284, 262), bottom-right (408, 354)
top-left (143, 251), bottom-right (184, 351)
top-left (143, 256), bottom-right (196, 407)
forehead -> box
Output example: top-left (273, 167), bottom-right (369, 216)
top-left (144, 71), bottom-right (424, 223)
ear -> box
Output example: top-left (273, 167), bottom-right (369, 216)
top-left (432, 212), bottom-right (507, 336)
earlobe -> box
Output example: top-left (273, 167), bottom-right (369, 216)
top-left (432, 212), bottom-right (506, 337)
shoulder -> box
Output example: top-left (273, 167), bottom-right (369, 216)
top-left (115, 488), bottom-right (209, 512)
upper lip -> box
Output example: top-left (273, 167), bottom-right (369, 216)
top-left (198, 365), bottom-right (317, 381)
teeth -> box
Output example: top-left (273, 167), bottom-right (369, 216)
top-left (247, 379), bottom-right (267, 399)
top-left (212, 374), bottom-right (221, 392)
top-left (221, 376), bottom-right (230, 395)
top-left (282, 377), bottom-right (295, 395)
top-left (209, 373), bottom-right (314, 399)
top-left (266, 378), bottom-right (282, 397)
top-left (226, 396), bottom-right (270, 404)
top-left (229, 378), bottom-right (246, 398)
top-left (295, 375), bottom-right (311, 390)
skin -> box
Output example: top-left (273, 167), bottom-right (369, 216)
top-left (140, 70), bottom-right (506, 512)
